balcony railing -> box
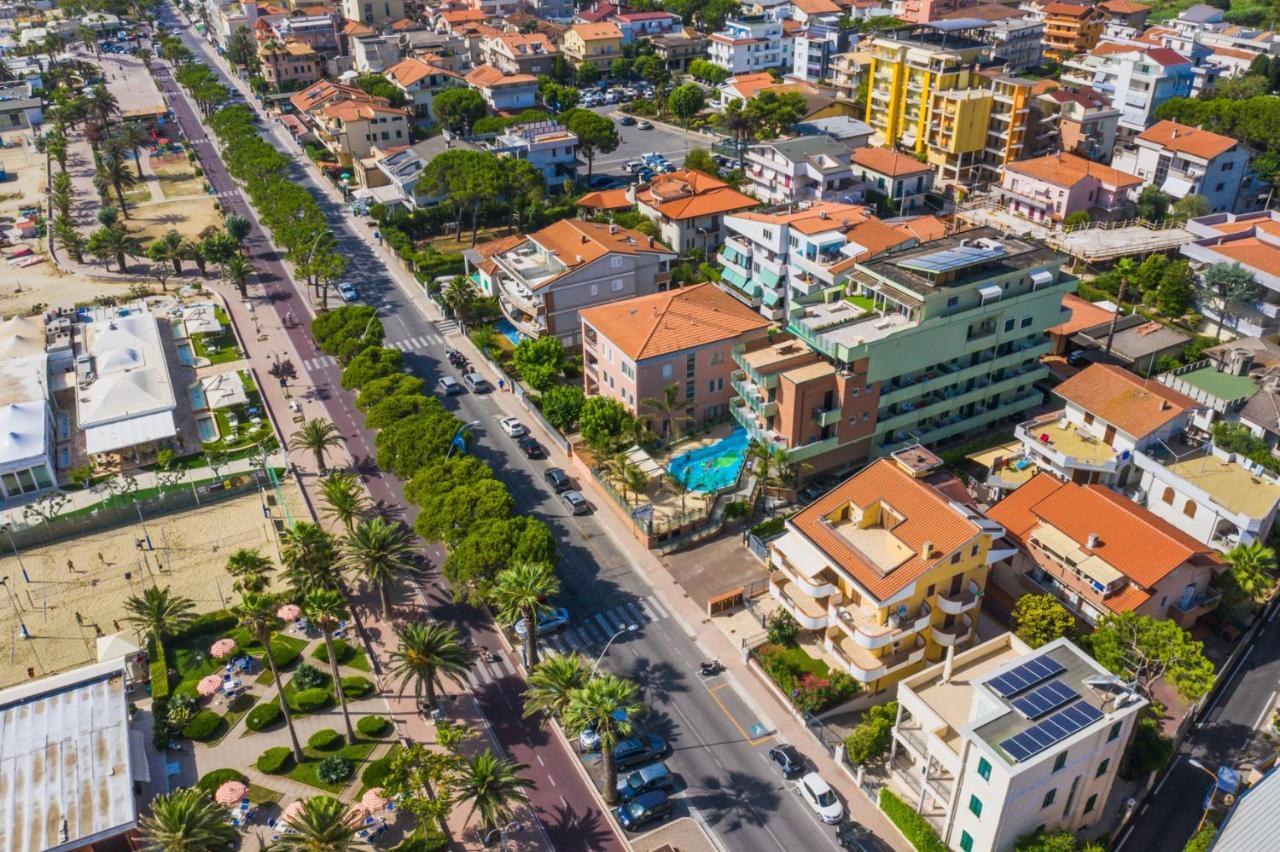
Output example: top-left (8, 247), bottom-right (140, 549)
top-left (1171, 587), bottom-right (1222, 628)
top-left (812, 406), bottom-right (841, 427)
top-left (936, 580), bottom-right (982, 616)
top-left (770, 573), bottom-right (830, 630)
top-left (930, 614), bottom-right (973, 647)
top-left (831, 601), bottom-right (932, 650)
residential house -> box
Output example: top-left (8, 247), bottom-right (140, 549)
top-left (1098, 0), bottom-right (1152, 34)
top-left (313, 100), bottom-right (412, 169)
top-left (350, 34), bottom-right (401, 73)
top-left (464, 65), bottom-right (539, 112)
top-left (579, 283), bottom-right (771, 427)
top-left (791, 21), bottom-right (851, 83)
top-left (464, 220), bottom-right (676, 346)
top-left (561, 22), bottom-right (623, 71)
top-left (708, 14), bottom-right (787, 74)
top-left (744, 136), bottom-right (859, 206)
top-left (273, 13), bottom-right (341, 54)
top-left (717, 71), bottom-right (819, 109)
top-left (485, 121), bottom-right (579, 188)
top-left (363, 137), bottom-right (476, 209)
top-left (1027, 85), bottom-right (1120, 162)
top-left (1181, 210), bottom-right (1280, 337)
top-left (384, 57), bottom-right (463, 120)
top-left (1040, 2), bottom-right (1106, 62)
top-left (611, 10), bottom-right (681, 43)
top-left (575, 1), bottom-right (629, 23)
top-left (893, 0), bottom-right (978, 24)
top-left (653, 31), bottom-right (706, 73)
top-left (633, 169), bottom-right (758, 255)
top-left (998, 152), bottom-right (1143, 223)
top-left (481, 32), bottom-right (558, 76)
top-left (289, 79), bottom-right (381, 119)
top-left (766, 445), bottom-right (1003, 689)
top-left (258, 40), bottom-right (323, 90)
top-left (341, 0), bottom-right (404, 27)
top-left (523, 0), bottom-right (573, 20)
top-left (467, 0), bottom-right (522, 19)
top-left (850, 146), bottom-right (935, 213)
top-left (0, 81), bottom-right (42, 129)
top-left (1061, 44), bottom-right (1195, 133)
top-left (1112, 120), bottom-right (1263, 214)
top-left (1045, 293), bottom-right (1116, 357)
top-left (889, 634), bottom-right (1145, 851)
top-left (0, 316), bottom-right (55, 502)
top-left (963, 12), bottom-right (1045, 73)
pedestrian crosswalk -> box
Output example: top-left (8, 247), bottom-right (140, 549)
top-left (302, 354), bottom-right (337, 371)
top-left (462, 595), bottom-right (672, 690)
top-left (434, 319), bottom-right (459, 336)
top-left (386, 335), bottom-right (433, 353)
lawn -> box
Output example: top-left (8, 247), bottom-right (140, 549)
top-left (751, 641), bottom-right (856, 713)
top-left (191, 326), bottom-right (242, 365)
top-left (151, 154), bottom-right (206, 198)
top-left (311, 640), bottom-right (371, 672)
top-left (286, 736), bottom-right (381, 793)
top-left (356, 743), bottom-right (402, 798)
top-left (767, 643), bottom-right (831, 678)
top-left (428, 226), bottom-right (509, 254)
top-left (844, 293), bottom-right (876, 312)
top-left (280, 668), bottom-right (335, 716)
top-left (249, 784), bottom-right (283, 807)
top-left (214, 692), bottom-right (260, 743)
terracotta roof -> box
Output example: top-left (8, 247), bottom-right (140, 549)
top-left (988, 474), bottom-right (1220, 591)
top-left (442, 10), bottom-right (487, 23)
top-left (569, 22), bottom-right (623, 41)
top-left (1208, 236), bottom-right (1280, 274)
top-left (791, 0), bottom-right (842, 14)
top-left (1048, 293), bottom-right (1116, 337)
top-left (465, 64), bottom-right (537, 89)
top-left (612, 11), bottom-right (679, 21)
top-left (493, 32), bottom-right (557, 56)
top-left (1044, 1), bottom-right (1098, 17)
top-left (389, 17), bottom-right (421, 31)
top-left (829, 218), bottom-right (915, 270)
top-left (576, 2), bottom-right (624, 22)
top-left (789, 458), bottom-right (984, 601)
top-left (851, 146), bottom-right (931, 177)
top-left (1053, 363), bottom-right (1198, 438)
top-left (1099, 0), bottom-right (1150, 13)
top-left (480, 220), bottom-right (674, 289)
top-left (576, 188), bottom-right (633, 210)
top-left (724, 72), bottom-right (818, 101)
top-left (733, 202), bottom-right (869, 234)
top-left (635, 169), bottom-right (757, 220)
top-left (1137, 120), bottom-right (1238, 161)
top-left (1005, 152), bottom-right (1143, 190)
top-left (578, 283), bottom-right (769, 361)
top-left (386, 57), bottom-right (459, 87)
top-left (290, 80), bottom-right (380, 115)
top-left (891, 215), bottom-right (948, 243)
top-left (341, 19), bottom-right (374, 36)
top-left (1145, 47), bottom-right (1190, 66)
top-left (940, 3), bottom-right (1025, 19)
top-left (321, 100), bottom-right (410, 121)
top-left (1213, 45), bottom-right (1260, 61)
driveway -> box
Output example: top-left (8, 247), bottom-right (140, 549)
top-left (585, 104), bottom-right (713, 178)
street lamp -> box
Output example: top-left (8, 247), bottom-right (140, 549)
top-left (445, 420), bottom-right (482, 458)
top-left (1188, 758), bottom-right (1222, 833)
top-left (591, 623), bottom-right (638, 676)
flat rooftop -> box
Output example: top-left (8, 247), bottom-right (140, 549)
top-left (858, 228), bottom-right (1059, 297)
top-left (1023, 413), bottom-right (1118, 467)
top-left (740, 339), bottom-right (819, 372)
top-left (790, 301), bottom-right (914, 349)
top-left (911, 639), bottom-right (1025, 756)
top-left (1174, 365), bottom-right (1258, 401)
top-left (1162, 449), bottom-right (1280, 520)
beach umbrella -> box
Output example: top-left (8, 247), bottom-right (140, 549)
top-left (282, 800), bottom-right (305, 824)
top-left (209, 638), bottom-right (237, 658)
top-left (214, 781), bottom-right (248, 805)
top-left (345, 803), bottom-right (369, 823)
top-left (361, 788), bottom-right (388, 810)
top-left (196, 674), bottom-right (224, 697)
top-left (277, 604), bottom-right (301, 621)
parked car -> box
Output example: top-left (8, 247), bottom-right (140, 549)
top-left (560, 490), bottom-right (590, 515)
top-left (616, 790), bottom-right (672, 832)
top-left (614, 734), bottom-right (667, 769)
top-left (580, 707), bottom-right (631, 751)
top-left (544, 467), bottom-right (574, 493)
top-left (799, 480), bottom-right (836, 504)
top-left (436, 376), bottom-right (462, 395)
top-left (837, 824), bottom-right (892, 851)
top-left (768, 744), bottom-right (806, 779)
top-left (337, 282), bottom-right (359, 302)
top-left (462, 373), bottom-right (492, 393)
top-left (617, 762), bottom-right (674, 802)
top-left (624, 160), bottom-right (646, 173)
top-left (798, 772), bottom-right (844, 824)
top-left (637, 120), bottom-right (653, 130)
top-left (513, 606), bottom-right (570, 639)
top-left (498, 416), bottom-right (527, 437)
top-left (619, 114), bottom-right (637, 126)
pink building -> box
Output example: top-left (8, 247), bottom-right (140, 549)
top-left (892, 0), bottom-right (977, 25)
top-left (580, 284), bottom-right (770, 434)
top-left (998, 152), bottom-right (1143, 223)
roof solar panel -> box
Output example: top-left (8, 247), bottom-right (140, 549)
top-left (999, 702), bottom-right (1105, 762)
top-left (987, 655), bottom-right (1067, 699)
top-left (897, 244), bottom-right (1006, 275)
top-left (1012, 681), bottom-right (1080, 720)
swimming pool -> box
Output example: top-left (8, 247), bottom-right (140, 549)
top-left (496, 318), bottom-right (522, 347)
top-left (668, 428), bottom-right (750, 493)
top-left (196, 414), bottom-right (219, 443)
top-left (188, 383), bottom-right (208, 411)
top-left (176, 341), bottom-right (196, 366)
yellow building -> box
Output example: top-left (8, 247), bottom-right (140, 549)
top-left (766, 446), bottom-right (1005, 694)
top-left (927, 88), bottom-right (992, 187)
top-left (561, 23), bottom-right (624, 72)
top-left (979, 73), bottom-right (1034, 184)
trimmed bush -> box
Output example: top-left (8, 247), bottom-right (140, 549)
top-left (316, 755), bottom-right (353, 785)
top-left (197, 768), bottom-right (248, 795)
top-left (245, 701), bottom-right (282, 731)
top-left (392, 830), bottom-right (450, 852)
top-left (291, 687), bottom-right (330, 713)
top-left (879, 789), bottom-right (946, 852)
top-left (340, 676), bottom-right (375, 699)
top-left (173, 611), bottom-right (237, 639)
top-left (149, 639), bottom-right (170, 701)
top-left (361, 754), bottom-right (395, 788)
top-left (357, 715), bottom-right (390, 738)
top-left (181, 710), bottom-right (224, 742)
top-left (257, 747), bottom-right (293, 774)
top-left (292, 663), bottom-right (327, 690)
top-left (308, 728), bottom-right (343, 751)
top-left (269, 638), bottom-right (303, 669)
top-left (312, 638), bottom-right (356, 666)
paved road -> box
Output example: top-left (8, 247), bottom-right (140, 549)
top-left (586, 104), bottom-right (711, 177)
top-left (160, 10), bottom-right (847, 850)
top-left (1117, 603), bottom-right (1280, 851)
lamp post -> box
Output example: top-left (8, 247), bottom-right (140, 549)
top-left (0, 577), bottom-right (28, 640)
top-left (591, 623), bottom-right (638, 676)
top-left (1188, 758), bottom-right (1221, 833)
top-left (445, 420), bottom-right (482, 458)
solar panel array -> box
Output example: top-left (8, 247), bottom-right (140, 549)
top-left (897, 244), bottom-right (1006, 275)
top-left (1012, 680), bottom-right (1080, 720)
top-left (999, 702), bottom-right (1104, 762)
top-left (986, 656), bottom-right (1066, 699)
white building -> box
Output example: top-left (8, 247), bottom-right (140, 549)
top-left (0, 316), bottom-right (55, 502)
top-left (791, 23), bottom-right (847, 83)
top-left (708, 15), bottom-right (789, 74)
top-left (1181, 210), bottom-right (1280, 338)
top-left (744, 135), bottom-right (859, 206)
top-left (485, 122), bottom-right (579, 189)
top-left (1111, 120), bottom-right (1263, 214)
top-left (1061, 45), bottom-right (1195, 133)
top-left (889, 634), bottom-right (1145, 852)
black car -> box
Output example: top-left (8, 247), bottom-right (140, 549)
top-left (616, 790), bottom-right (671, 832)
top-left (517, 435), bottom-right (544, 458)
top-left (837, 824), bottom-right (892, 851)
top-left (544, 467), bottom-right (573, 493)
top-left (618, 114), bottom-right (637, 126)
top-left (614, 734), bottom-right (667, 769)
top-left (768, 744), bottom-right (805, 779)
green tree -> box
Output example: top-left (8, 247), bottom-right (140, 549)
top-left (87, 225), bottom-right (143, 272)
top-left (450, 750), bottom-right (535, 838)
top-left (221, 254), bottom-right (253, 299)
top-left (288, 417), bottom-right (345, 473)
top-left (224, 26), bottom-right (261, 74)
top-left (433, 87), bottom-right (487, 133)
top-left (354, 374), bottom-right (426, 413)
top-left (223, 212), bottom-right (252, 248)
top-left (305, 588), bottom-right (355, 740)
top-left (234, 591), bottom-right (303, 760)
top-left (1221, 540), bottom-right (1277, 604)
top-left (1090, 611), bottom-right (1216, 702)
top-left (98, 149), bottom-right (137, 213)
top-left (1062, 210), bottom-right (1091, 228)
top-left (1172, 194), bottom-right (1212, 221)
top-left (1136, 185), bottom-right (1172, 221)
top-left (539, 80), bottom-right (579, 113)
top-left (1012, 829), bottom-right (1105, 852)
top-left (512, 335), bottom-right (567, 392)
top-left (611, 57), bottom-right (633, 80)
top-left (137, 788), bottom-right (238, 852)
top-left (148, 229), bottom-right (187, 275)
top-left (743, 89), bottom-right (808, 138)
top-left (123, 586), bottom-right (195, 670)
top-left (224, 547), bottom-right (272, 595)
top-left (1155, 260), bottom-right (1195, 316)
top-left (683, 148), bottom-right (719, 175)
top-left (579, 396), bottom-right (635, 452)
top-left (843, 701), bottom-right (897, 766)
top-left (443, 516), bottom-right (557, 604)
top-left (577, 62), bottom-right (601, 87)
top-left (641, 383), bottom-right (694, 441)
top-left (342, 515), bottom-right (417, 619)
top-left (1199, 262), bottom-right (1261, 340)
top-left (117, 121), bottom-right (150, 179)
top-left (1103, 257), bottom-right (1137, 356)
top-left (563, 108), bottom-right (619, 179)
top-left (540, 385), bottom-right (585, 432)
top-left (318, 471), bottom-right (370, 532)
top-left (409, 463), bottom-right (512, 547)
top-left (276, 795), bottom-right (359, 851)
top-left (668, 83), bottom-right (705, 128)
top-left (522, 653), bottom-right (590, 723)
top-left (341, 346), bottom-right (404, 390)
top-left (280, 522), bottom-right (340, 596)
top-left (376, 410), bottom-right (469, 480)
top-left (689, 58), bottom-right (730, 84)
top-left (492, 562), bottom-right (560, 669)
top-left (52, 215), bottom-right (86, 263)
top-left (1011, 594), bottom-right (1076, 648)
top-left (390, 621), bottom-right (475, 712)
top-left (563, 674), bottom-right (642, 804)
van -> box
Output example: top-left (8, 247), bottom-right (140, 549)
top-left (617, 762), bottom-right (673, 802)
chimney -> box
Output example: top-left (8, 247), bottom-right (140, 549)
top-left (1086, 532), bottom-right (1100, 549)
top-left (581, 233), bottom-right (589, 244)
top-left (942, 644), bottom-right (955, 684)
top-left (610, 224), bottom-right (619, 234)
top-left (921, 540), bottom-right (933, 560)
top-left (1159, 399), bottom-right (1171, 411)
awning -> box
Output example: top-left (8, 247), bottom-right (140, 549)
top-left (1161, 174), bottom-right (1196, 198)
top-left (720, 267), bottom-right (749, 289)
top-left (978, 283), bottom-right (1002, 303)
top-left (722, 247), bottom-right (746, 267)
top-left (758, 267), bottom-right (782, 287)
top-left (1030, 269), bottom-right (1054, 289)
top-left (762, 288), bottom-right (783, 307)
top-left (85, 410), bottom-right (177, 455)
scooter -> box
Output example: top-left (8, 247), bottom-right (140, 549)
top-left (700, 660), bottom-right (724, 677)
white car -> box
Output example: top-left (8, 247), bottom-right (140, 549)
top-left (798, 772), bottom-right (844, 824)
top-left (499, 416), bottom-right (527, 437)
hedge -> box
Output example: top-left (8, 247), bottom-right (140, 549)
top-left (196, 768), bottom-right (248, 795)
top-left (357, 715), bottom-right (390, 738)
top-left (269, 639), bottom-right (304, 669)
top-left (313, 638), bottom-right (357, 666)
top-left (361, 754), bottom-right (395, 788)
top-left (292, 663), bottom-right (327, 691)
top-left (340, 676), bottom-right (375, 699)
top-left (257, 747), bottom-right (293, 774)
top-left (182, 710), bottom-right (224, 742)
top-left (308, 728), bottom-right (343, 751)
top-left (392, 830), bottom-right (450, 852)
top-left (879, 789), bottom-right (947, 852)
top-left (173, 611), bottom-right (238, 640)
top-left (245, 701), bottom-right (282, 731)
top-left (291, 687), bottom-right (331, 713)
top-left (149, 638), bottom-right (170, 701)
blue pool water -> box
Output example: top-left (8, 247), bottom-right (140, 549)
top-left (668, 428), bottom-right (750, 493)
top-left (496, 318), bottom-right (522, 347)
top-left (176, 341), bottom-right (196, 366)
top-left (188, 383), bottom-right (208, 411)
top-left (196, 415), bottom-right (218, 442)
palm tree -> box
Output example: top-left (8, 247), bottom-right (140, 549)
top-left (641, 383), bottom-right (695, 443)
top-left (1226, 540), bottom-right (1277, 601)
top-left (234, 591), bottom-right (303, 760)
top-left (277, 795), bottom-right (364, 851)
top-left (149, 229), bottom-right (187, 275)
top-left (221, 254), bottom-right (254, 299)
top-left (225, 547), bottom-right (272, 595)
top-left (123, 585), bottom-right (195, 665)
top-left (118, 121), bottom-right (150, 179)
top-left (289, 417), bottom-right (345, 473)
top-left (522, 653), bottom-right (589, 723)
top-left (137, 788), bottom-right (238, 852)
top-left (223, 212), bottom-right (251, 250)
top-left (449, 750), bottom-right (534, 838)
top-left (87, 225), bottom-right (143, 272)
top-left (1103, 257), bottom-right (1137, 356)
top-left (441, 275), bottom-right (478, 324)
top-left (137, 47), bottom-right (153, 70)
top-left (280, 522), bottom-right (339, 596)
top-left (305, 588), bottom-right (355, 740)
top-left (52, 216), bottom-right (86, 264)
top-left (663, 469), bottom-right (692, 517)
top-left (342, 516), bottom-right (417, 618)
top-left (389, 621), bottom-right (474, 713)
top-left (493, 562), bottom-right (560, 669)
top-left (563, 673), bottom-right (642, 804)
top-left (97, 152), bottom-right (137, 214)
top-left (319, 471), bottom-right (369, 532)
top-left (86, 82), bottom-right (120, 129)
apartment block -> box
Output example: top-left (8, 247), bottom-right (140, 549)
top-left (1061, 44), bottom-right (1194, 133)
top-left (1027, 85), bottom-right (1120, 163)
top-left (1112, 120), bottom-right (1262, 214)
top-left (383, 57), bottom-right (463, 120)
top-left (998, 152), bottom-right (1142, 223)
top-left (464, 65), bottom-right (539, 112)
top-left (633, 169), bottom-right (758, 256)
top-left (486, 121), bottom-right (580, 188)
top-left (893, 0), bottom-right (977, 25)
top-left (258, 41), bottom-right (323, 90)
top-left (890, 635), bottom-right (1145, 851)
top-left (341, 0), bottom-right (405, 27)
top-left (851, 147), bottom-right (935, 213)
top-left (480, 32), bottom-right (558, 76)
top-left (743, 136), bottom-right (860, 206)
top-left (731, 228), bottom-right (1073, 475)
top-left (708, 15), bottom-right (787, 74)
top-left (1182, 210), bottom-right (1280, 338)
top-left (561, 22), bottom-right (623, 71)
top-left (976, 73), bottom-right (1036, 185)
top-left (767, 446), bottom-right (1004, 689)
top-left (1040, 2), bottom-right (1105, 62)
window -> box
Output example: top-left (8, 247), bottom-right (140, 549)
top-left (1096, 758), bottom-right (1110, 777)
top-left (1084, 793), bottom-right (1098, 814)
top-left (1108, 721), bottom-right (1122, 742)
top-left (1183, 500), bottom-right (1197, 518)
top-left (1053, 752), bottom-right (1067, 773)
top-left (710, 351), bottom-right (725, 366)
top-left (1004, 318), bottom-right (1016, 332)
top-left (968, 795), bottom-right (983, 817)
top-left (589, 283), bottom-right (600, 297)
top-left (685, 379), bottom-right (695, 400)
top-left (611, 256), bottom-right (623, 268)
top-left (1042, 788), bottom-right (1057, 809)
top-left (977, 757), bottom-right (991, 781)
top-left (708, 378), bottom-right (724, 393)
top-left (960, 831), bottom-right (974, 852)
top-left (1021, 316), bottom-right (1034, 328)
top-left (612, 279), bottom-right (623, 292)
top-left (950, 552), bottom-right (961, 565)
top-left (1162, 487), bottom-right (1174, 505)
top-left (947, 296), bottom-right (960, 308)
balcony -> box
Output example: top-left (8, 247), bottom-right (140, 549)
top-left (1015, 413), bottom-right (1120, 475)
top-left (731, 371), bottom-right (777, 416)
top-left (826, 631), bottom-right (926, 684)
top-left (936, 580), bottom-right (982, 616)
top-left (930, 615), bottom-right (973, 647)
top-left (770, 573), bottom-right (830, 630)
top-left (772, 552), bottom-right (840, 600)
top-left (1170, 587), bottom-right (1222, 628)
top-left (723, 235), bottom-right (754, 259)
top-left (831, 602), bottom-right (932, 650)
top-left (812, 406), bottom-right (841, 428)
top-left (497, 274), bottom-right (544, 315)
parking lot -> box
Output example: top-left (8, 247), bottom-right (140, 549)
top-left (587, 104), bottom-right (714, 179)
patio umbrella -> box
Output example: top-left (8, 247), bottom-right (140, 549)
top-left (345, 804), bottom-right (369, 823)
top-left (214, 781), bottom-right (248, 806)
top-left (277, 604), bottom-right (301, 621)
top-left (197, 674), bottom-right (224, 697)
top-left (210, 638), bottom-right (237, 658)
top-left (361, 788), bottom-right (388, 810)
top-left (282, 800), bottom-right (306, 824)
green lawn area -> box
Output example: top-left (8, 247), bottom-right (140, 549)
top-left (214, 692), bottom-right (260, 744)
top-left (844, 293), bottom-right (876, 312)
top-left (311, 640), bottom-right (371, 672)
top-left (287, 737), bottom-right (381, 793)
top-left (281, 669), bottom-right (335, 716)
top-left (356, 743), bottom-right (402, 798)
top-left (768, 644), bottom-right (831, 678)
top-left (249, 784), bottom-right (283, 807)
top-left (191, 326), bottom-right (242, 365)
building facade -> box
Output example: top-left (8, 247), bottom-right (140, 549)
top-left (561, 22), bottom-right (624, 71)
top-left (1111, 120), bottom-right (1262, 214)
top-left (708, 15), bottom-right (787, 74)
top-left (998, 152), bottom-right (1143, 222)
top-left (743, 136), bottom-right (859, 206)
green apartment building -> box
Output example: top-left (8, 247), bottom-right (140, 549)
top-left (730, 228), bottom-right (1075, 475)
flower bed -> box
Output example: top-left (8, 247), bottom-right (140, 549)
top-left (751, 642), bottom-right (857, 714)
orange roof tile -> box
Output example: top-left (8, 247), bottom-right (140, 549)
top-left (464, 64), bottom-right (537, 89)
top-left (570, 22), bottom-right (623, 41)
top-left (891, 215), bottom-right (948, 243)
top-left (576, 188), bottom-right (633, 210)
top-left (792, 0), bottom-right (842, 14)
top-left (493, 32), bottom-right (557, 55)
top-left (1005, 152), bottom-right (1143, 190)
top-left (386, 57), bottom-right (459, 87)
top-left (321, 100), bottom-right (410, 121)
top-left (635, 169), bottom-right (757, 220)
top-left (342, 19), bottom-right (374, 35)
top-left (1048, 293), bottom-right (1116, 337)
top-left (733, 202), bottom-right (870, 234)
top-left (441, 9), bottom-right (486, 23)
top-left (830, 218), bottom-right (915, 268)
top-left (290, 80), bottom-right (380, 115)
top-left (478, 221), bottom-right (674, 290)
top-left (578, 283), bottom-right (769, 361)
top-left (851, 146), bottom-right (931, 178)
top-left (1209, 236), bottom-right (1280, 273)
top-left (1053, 363), bottom-right (1198, 438)
top-left (1099, 0), bottom-right (1150, 13)
top-left (789, 458), bottom-right (983, 601)
top-left (1044, 1), bottom-right (1098, 17)
top-left (1137, 120), bottom-right (1238, 161)
top-left (724, 72), bottom-right (819, 101)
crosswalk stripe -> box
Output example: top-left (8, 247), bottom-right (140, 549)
top-left (561, 630), bottom-right (584, 651)
top-left (643, 596), bottom-right (670, 621)
top-left (574, 622), bottom-right (602, 645)
top-left (593, 613), bottom-right (614, 636)
top-left (602, 607), bottom-right (630, 632)
top-left (620, 602), bottom-right (646, 626)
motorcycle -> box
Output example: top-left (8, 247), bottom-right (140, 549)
top-left (700, 660), bottom-right (724, 677)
